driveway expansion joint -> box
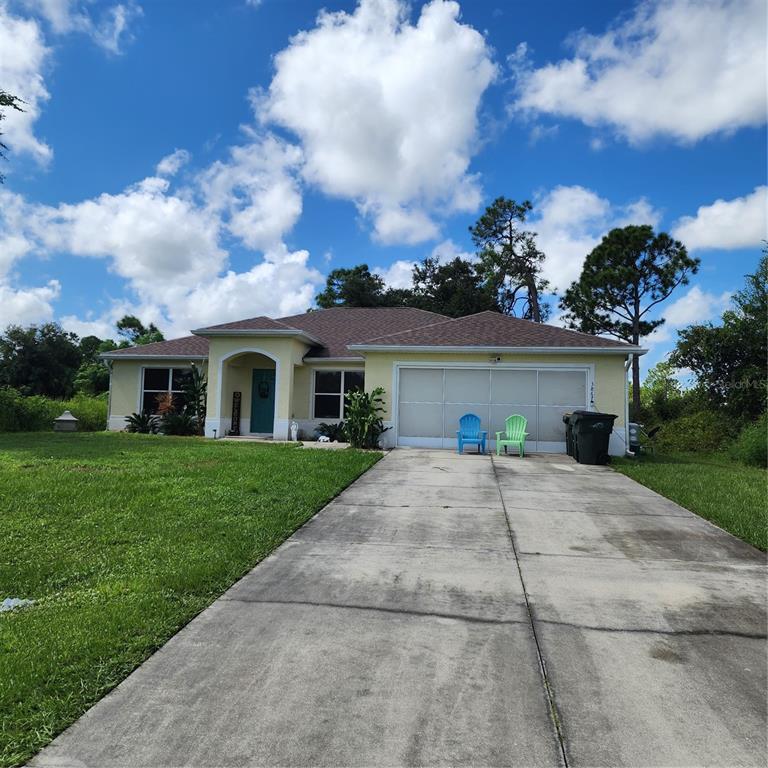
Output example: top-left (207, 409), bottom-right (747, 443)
top-left (491, 454), bottom-right (570, 767)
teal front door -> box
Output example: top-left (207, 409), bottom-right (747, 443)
top-left (250, 369), bottom-right (276, 433)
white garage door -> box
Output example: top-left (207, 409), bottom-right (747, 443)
top-left (396, 366), bottom-right (590, 452)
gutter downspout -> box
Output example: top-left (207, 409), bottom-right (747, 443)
top-left (624, 354), bottom-right (633, 456)
top-left (105, 360), bottom-right (113, 432)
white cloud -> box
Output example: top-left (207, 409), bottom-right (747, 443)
top-left (0, 4), bottom-right (51, 164)
top-left (672, 186), bottom-right (767, 251)
top-left (261, 0), bottom-right (496, 244)
top-left (513, 0), bottom-right (767, 144)
top-left (640, 284), bottom-right (731, 356)
top-left (374, 238), bottom-right (476, 289)
top-left (35, 176), bottom-right (227, 300)
top-left (662, 285), bottom-right (731, 326)
top-left (155, 148), bottom-right (190, 177)
top-left (376, 259), bottom-right (414, 290)
top-left (22, 0), bottom-right (142, 53)
top-left (166, 245), bottom-right (322, 337)
top-left (199, 134), bottom-right (303, 251)
top-left (2, 142), bottom-right (323, 337)
top-left (0, 189), bottom-right (37, 276)
top-left (528, 185), bottom-right (661, 290)
top-left (59, 312), bottom-right (124, 340)
top-left (0, 279), bottom-right (60, 327)
top-left (370, 206), bottom-right (440, 245)
top-left (430, 238), bottom-right (474, 262)
top-left (0, 0), bottom-right (142, 170)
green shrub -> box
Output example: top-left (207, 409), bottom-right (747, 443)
top-left (0, 387), bottom-right (107, 432)
top-left (125, 411), bottom-right (159, 434)
top-left (728, 414), bottom-right (767, 467)
top-left (653, 410), bottom-right (738, 454)
top-left (344, 387), bottom-right (390, 449)
top-left (160, 411), bottom-right (197, 436)
top-left (64, 393), bottom-right (108, 431)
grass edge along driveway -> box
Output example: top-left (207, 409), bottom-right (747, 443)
top-left (612, 451), bottom-right (767, 551)
top-left (0, 433), bottom-right (380, 768)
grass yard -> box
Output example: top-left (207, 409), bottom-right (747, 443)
top-left (612, 452), bottom-right (767, 551)
top-left (0, 432), bottom-right (380, 768)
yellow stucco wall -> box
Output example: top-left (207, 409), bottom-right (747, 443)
top-left (108, 359), bottom-right (208, 422)
top-left (362, 351), bottom-right (628, 426)
top-left (108, 340), bottom-right (628, 438)
top-left (205, 337), bottom-right (309, 421)
top-left (292, 360), bottom-right (366, 419)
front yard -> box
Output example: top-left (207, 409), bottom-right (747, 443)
top-left (0, 433), bottom-right (380, 768)
top-left (612, 452), bottom-right (767, 551)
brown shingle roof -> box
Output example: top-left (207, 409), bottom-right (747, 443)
top-left (351, 310), bottom-right (633, 349)
top-left (192, 315), bottom-right (297, 332)
top-left (102, 335), bottom-right (209, 359)
top-left (101, 308), bottom-right (633, 360)
top-left (277, 307), bottom-right (448, 357)
top-left (102, 308), bottom-right (448, 359)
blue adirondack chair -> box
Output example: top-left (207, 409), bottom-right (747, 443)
top-left (456, 413), bottom-right (487, 454)
top-left (496, 414), bottom-right (528, 457)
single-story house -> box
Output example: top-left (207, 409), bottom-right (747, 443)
top-left (101, 308), bottom-right (646, 454)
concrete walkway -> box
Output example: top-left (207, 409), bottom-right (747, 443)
top-left (31, 450), bottom-right (767, 767)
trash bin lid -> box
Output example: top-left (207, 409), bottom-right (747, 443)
top-left (570, 410), bottom-right (617, 421)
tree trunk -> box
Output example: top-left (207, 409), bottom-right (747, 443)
top-left (631, 288), bottom-right (641, 420)
top-left (526, 274), bottom-right (542, 322)
top-left (631, 353), bottom-right (641, 421)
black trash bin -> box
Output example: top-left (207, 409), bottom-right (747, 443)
top-left (570, 410), bottom-right (617, 465)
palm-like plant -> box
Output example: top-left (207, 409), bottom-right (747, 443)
top-left (343, 387), bottom-right (389, 449)
top-left (125, 411), bottom-right (158, 434)
top-left (182, 363), bottom-right (207, 436)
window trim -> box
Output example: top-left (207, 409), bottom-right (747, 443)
top-left (140, 366), bottom-right (191, 414)
top-left (311, 369), bottom-right (365, 420)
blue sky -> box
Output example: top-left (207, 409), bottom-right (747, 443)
top-left (0, 0), bottom-right (765, 375)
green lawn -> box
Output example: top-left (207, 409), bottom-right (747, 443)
top-left (612, 452), bottom-right (767, 551)
top-left (0, 433), bottom-right (380, 768)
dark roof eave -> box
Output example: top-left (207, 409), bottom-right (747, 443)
top-left (191, 328), bottom-right (323, 345)
top-left (346, 344), bottom-right (646, 355)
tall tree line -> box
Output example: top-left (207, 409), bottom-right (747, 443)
top-left (317, 197), bottom-right (551, 319)
top-left (0, 316), bottom-right (164, 399)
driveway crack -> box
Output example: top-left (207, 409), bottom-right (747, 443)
top-left (219, 596), bottom-right (529, 627)
top-left (491, 454), bottom-right (570, 767)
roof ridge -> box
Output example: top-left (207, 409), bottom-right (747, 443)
top-left (277, 306), bottom-right (448, 320)
top-left (356, 313), bottom-right (462, 343)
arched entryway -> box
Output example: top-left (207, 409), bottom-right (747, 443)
top-left (215, 349), bottom-right (280, 437)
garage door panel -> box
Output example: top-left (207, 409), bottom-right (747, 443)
top-left (490, 370), bottom-right (537, 405)
top-left (444, 369), bottom-right (490, 403)
top-left (399, 368), bottom-right (442, 403)
top-left (444, 404), bottom-right (490, 437)
top-left (538, 370), bottom-right (587, 406)
top-left (398, 402), bottom-right (443, 438)
top-left (490, 405), bottom-right (538, 442)
top-left (397, 366), bottom-right (591, 452)
top-left (538, 406), bottom-right (572, 442)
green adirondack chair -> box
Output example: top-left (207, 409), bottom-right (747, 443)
top-left (496, 414), bottom-right (528, 457)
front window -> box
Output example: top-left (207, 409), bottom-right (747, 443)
top-left (142, 368), bottom-right (190, 414)
top-left (313, 370), bottom-right (364, 419)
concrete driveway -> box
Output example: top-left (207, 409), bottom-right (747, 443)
top-left (31, 450), bottom-right (767, 767)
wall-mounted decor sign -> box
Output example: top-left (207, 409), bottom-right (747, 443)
top-left (231, 391), bottom-right (242, 436)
